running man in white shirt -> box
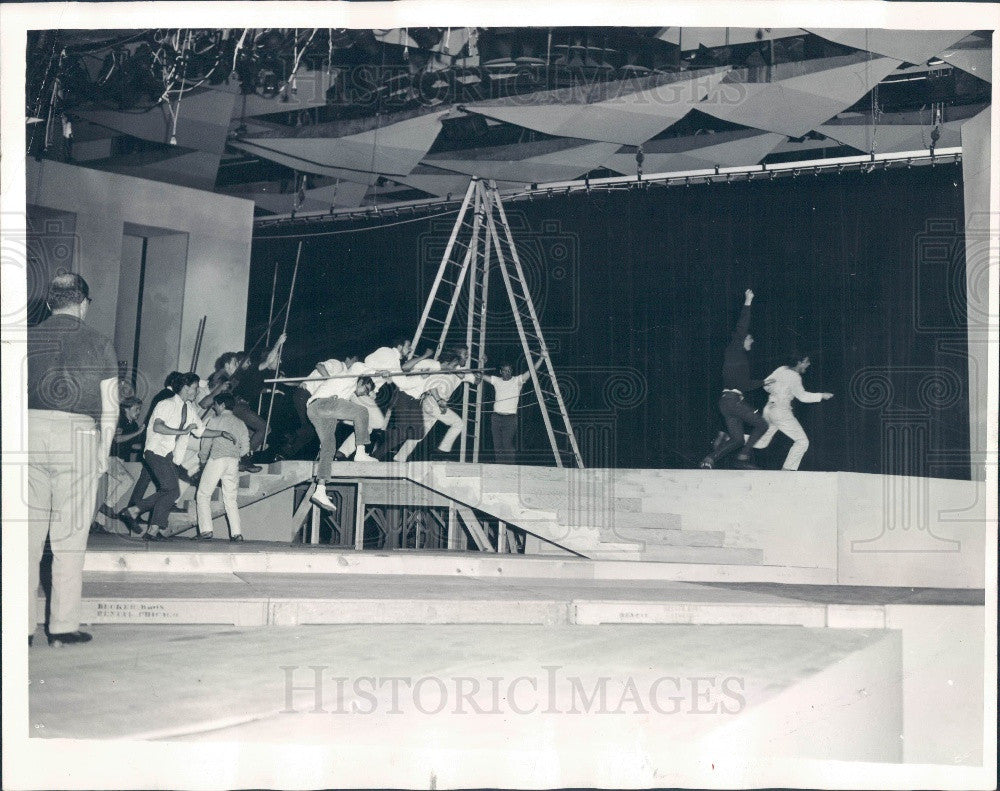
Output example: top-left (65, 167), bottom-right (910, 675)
top-left (485, 357), bottom-right (544, 463)
top-left (119, 373), bottom-right (235, 539)
top-left (394, 353), bottom-right (478, 462)
top-left (753, 355), bottom-right (833, 470)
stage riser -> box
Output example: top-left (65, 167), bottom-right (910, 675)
top-left (54, 594), bottom-right (891, 628)
top-left (82, 549), bottom-right (837, 583)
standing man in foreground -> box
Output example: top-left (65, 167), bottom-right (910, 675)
top-left (27, 273), bottom-right (119, 646)
top-left (753, 355), bottom-right (833, 470)
top-left (701, 289), bottom-right (769, 470)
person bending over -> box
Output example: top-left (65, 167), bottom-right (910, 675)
top-left (701, 289), bottom-right (769, 470)
top-left (752, 355), bottom-right (833, 470)
top-left (307, 374), bottom-right (378, 511)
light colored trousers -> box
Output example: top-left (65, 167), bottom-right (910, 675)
top-left (393, 396), bottom-right (464, 462)
top-left (94, 458), bottom-right (137, 535)
top-left (754, 403), bottom-right (810, 470)
top-left (196, 457), bottom-right (241, 537)
top-left (28, 410), bottom-right (101, 636)
top-left (422, 396), bottom-right (463, 452)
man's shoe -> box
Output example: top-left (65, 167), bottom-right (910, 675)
top-left (117, 509), bottom-right (142, 534)
top-left (239, 460), bottom-right (263, 473)
top-left (193, 532), bottom-right (214, 540)
top-left (230, 534), bottom-right (244, 543)
top-left (354, 447), bottom-right (379, 463)
top-left (699, 458), bottom-right (714, 470)
top-left (733, 456), bottom-right (759, 470)
top-left (47, 631), bottom-right (92, 647)
top-left (310, 487), bottom-right (337, 511)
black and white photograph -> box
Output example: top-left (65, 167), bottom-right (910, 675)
top-left (1, 2), bottom-right (997, 788)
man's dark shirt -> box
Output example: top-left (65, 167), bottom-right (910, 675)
top-left (112, 415), bottom-right (142, 460)
top-left (231, 360), bottom-right (266, 404)
top-left (27, 314), bottom-right (118, 420)
top-left (721, 304), bottom-right (763, 393)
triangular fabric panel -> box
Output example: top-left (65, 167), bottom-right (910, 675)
top-left (399, 166), bottom-right (524, 197)
top-left (701, 55), bottom-right (902, 137)
top-left (602, 131), bottom-right (785, 176)
top-left (817, 119), bottom-right (965, 154)
top-left (938, 42), bottom-right (992, 83)
top-left (657, 28), bottom-right (805, 48)
top-left (249, 180), bottom-right (370, 214)
top-left (805, 29), bottom-right (971, 65)
top-left (91, 150), bottom-right (222, 192)
top-left (237, 111), bottom-right (448, 177)
top-left (229, 140), bottom-right (373, 183)
top-left (468, 68), bottom-right (730, 145)
top-left (75, 88), bottom-right (237, 155)
top-left (424, 141), bottom-right (621, 183)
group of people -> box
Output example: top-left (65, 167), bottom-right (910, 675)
top-left (700, 289), bottom-right (834, 472)
top-left (25, 272), bottom-right (832, 650)
top-left (279, 338), bottom-right (541, 512)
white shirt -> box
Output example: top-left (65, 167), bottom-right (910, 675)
top-left (423, 369), bottom-right (474, 402)
top-left (144, 394), bottom-right (206, 461)
top-left (396, 359), bottom-right (441, 399)
top-left (487, 373), bottom-right (530, 415)
top-left (364, 346), bottom-right (404, 393)
top-left (762, 366), bottom-right (824, 410)
top-left (308, 359), bottom-right (358, 403)
top-left (301, 358), bottom-right (340, 397)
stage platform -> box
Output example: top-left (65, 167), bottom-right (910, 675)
top-left (63, 539), bottom-right (984, 628)
top-left (104, 460), bottom-right (988, 589)
top-left (28, 587), bottom-right (985, 769)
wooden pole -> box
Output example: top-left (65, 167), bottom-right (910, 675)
top-left (263, 241), bottom-right (302, 451)
top-left (258, 262), bottom-right (281, 412)
top-left (188, 316), bottom-right (206, 373)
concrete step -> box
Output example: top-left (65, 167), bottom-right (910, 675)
top-left (589, 545), bottom-right (764, 565)
top-left (598, 526), bottom-right (726, 547)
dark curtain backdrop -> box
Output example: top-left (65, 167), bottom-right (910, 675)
top-left (250, 163), bottom-right (970, 479)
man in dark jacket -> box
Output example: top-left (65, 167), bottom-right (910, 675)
top-left (700, 289), bottom-right (769, 470)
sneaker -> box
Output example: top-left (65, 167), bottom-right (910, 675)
top-left (47, 630), bottom-right (92, 647)
top-left (193, 532), bottom-right (214, 540)
top-left (354, 447), bottom-right (379, 463)
top-left (230, 534), bottom-right (244, 543)
top-left (699, 458), bottom-right (714, 470)
top-left (239, 460), bottom-right (263, 473)
top-left (310, 487), bottom-right (337, 511)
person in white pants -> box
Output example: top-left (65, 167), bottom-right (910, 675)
top-left (753, 355), bottom-right (833, 470)
top-left (421, 357), bottom-right (479, 456)
top-left (195, 394), bottom-right (251, 541)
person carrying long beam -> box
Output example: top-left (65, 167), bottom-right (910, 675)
top-left (306, 364), bottom-right (378, 511)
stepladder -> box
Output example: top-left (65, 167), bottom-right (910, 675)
top-left (410, 178), bottom-right (584, 468)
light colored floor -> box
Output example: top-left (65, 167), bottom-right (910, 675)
top-left (29, 622), bottom-right (887, 745)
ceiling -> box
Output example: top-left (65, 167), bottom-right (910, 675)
top-left (26, 27), bottom-right (992, 216)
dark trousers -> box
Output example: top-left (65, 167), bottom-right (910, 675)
top-left (491, 413), bottom-right (518, 463)
top-left (707, 392), bottom-right (769, 464)
top-left (233, 400), bottom-right (267, 451)
top-left (281, 387), bottom-right (316, 459)
top-left (128, 464), bottom-right (152, 506)
top-left (135, 450), bottom-right (181, 531)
